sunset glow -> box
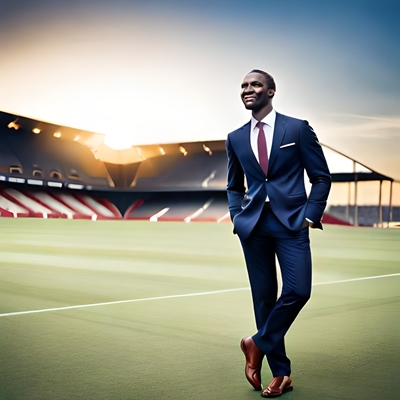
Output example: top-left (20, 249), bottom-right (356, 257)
top-left (0, 0), bottom-right (399, 202)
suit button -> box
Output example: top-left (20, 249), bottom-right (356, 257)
top-left (265, 178), bottom-right (268, 181)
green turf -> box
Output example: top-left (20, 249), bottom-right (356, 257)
top-left (0, 219), bottom-right (399, 400)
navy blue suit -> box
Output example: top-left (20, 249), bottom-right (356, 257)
top-left (226, 112), bottom-right (331, 376)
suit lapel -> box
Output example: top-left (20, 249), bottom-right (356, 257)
top-left (268, 112), bottom-right (287, 171)
top-left (235, 115), bottom-right (287, 177)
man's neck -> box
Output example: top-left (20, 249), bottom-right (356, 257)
top-left (252, 104), bottom-right (273, 121)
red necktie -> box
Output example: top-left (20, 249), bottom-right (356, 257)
top-left (256, 121), bottom-right (269, 175)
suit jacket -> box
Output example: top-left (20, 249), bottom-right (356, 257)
top-left (226, 112), bottom-right (331, 241)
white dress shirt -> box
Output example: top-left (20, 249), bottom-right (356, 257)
top-left (250, 109), bottom-right (276, 162)
top-left (250, 110), bottom-right (276, 202)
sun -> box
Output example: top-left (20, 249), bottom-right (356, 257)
top-left (103, 133), bottom-right (133, 150)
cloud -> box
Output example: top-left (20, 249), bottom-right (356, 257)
top-left (324, 114), bottom-right (400, 138)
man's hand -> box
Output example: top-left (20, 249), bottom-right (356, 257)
top-left (302, 219), bottom-right (314, 228)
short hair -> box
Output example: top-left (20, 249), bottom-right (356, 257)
top-left (249, 69), bottom-right (276, 92)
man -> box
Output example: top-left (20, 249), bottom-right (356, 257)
top-left (226, 70), bottom-right (331, 398)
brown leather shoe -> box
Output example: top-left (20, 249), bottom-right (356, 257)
top-left (240, 337), bottom-right (264, 391)
top-left (261, 376), bottom-right (293, 398)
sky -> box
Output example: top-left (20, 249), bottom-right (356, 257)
top-left (0, 0), bottom-right (399, 203)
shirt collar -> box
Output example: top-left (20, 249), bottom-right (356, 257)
top-left (251, 109), bottom-right (276, 131)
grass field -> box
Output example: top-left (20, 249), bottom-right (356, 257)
top-left (0, 219), bottom-right (399, 400)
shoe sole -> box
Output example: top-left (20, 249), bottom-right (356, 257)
top-left (261, 385), bottom-right (293, 398)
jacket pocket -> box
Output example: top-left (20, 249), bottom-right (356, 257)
top-left (280, 142), bottom-right (296, 149)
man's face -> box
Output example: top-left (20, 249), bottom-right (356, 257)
top-left (240, 72), bottom-right (272, 111)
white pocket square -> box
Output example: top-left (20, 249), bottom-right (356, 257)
top-left (280, 142), bottom-right (296, 148)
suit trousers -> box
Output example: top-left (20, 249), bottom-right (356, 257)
top-left (239, 204), bottom-right (312, 377)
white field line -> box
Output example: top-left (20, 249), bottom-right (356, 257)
top-left (0, 288), bottom-right (249, 318)
top-left (312, 273), bottom-right (400, 286)
top-left (1, 273), bottom-right (399, 318)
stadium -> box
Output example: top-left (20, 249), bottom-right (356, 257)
top-left (1, 110), bottom-right (398, 227)
top-left (1, 1), bottom-right (399, 399)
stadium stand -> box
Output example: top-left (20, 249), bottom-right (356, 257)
top-left (0, 192), bottom-right (30, 217)
top-left (1, 110), bottom-right (398, 226)
top-left (26, 192), bottom-right (74, 218)
top-left (2, 188), bottom-right (57, 218)
top-left (0, 188), bottom-right (122, 220)
top-left (76, 194), bottom-right (122, 219)
top-left (131, 152), bottom-right (227, 190)
top-left (124, 191), bottom-right (228, 222)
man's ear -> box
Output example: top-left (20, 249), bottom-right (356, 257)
top-left (268, 90), bottom-right (275, 97)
